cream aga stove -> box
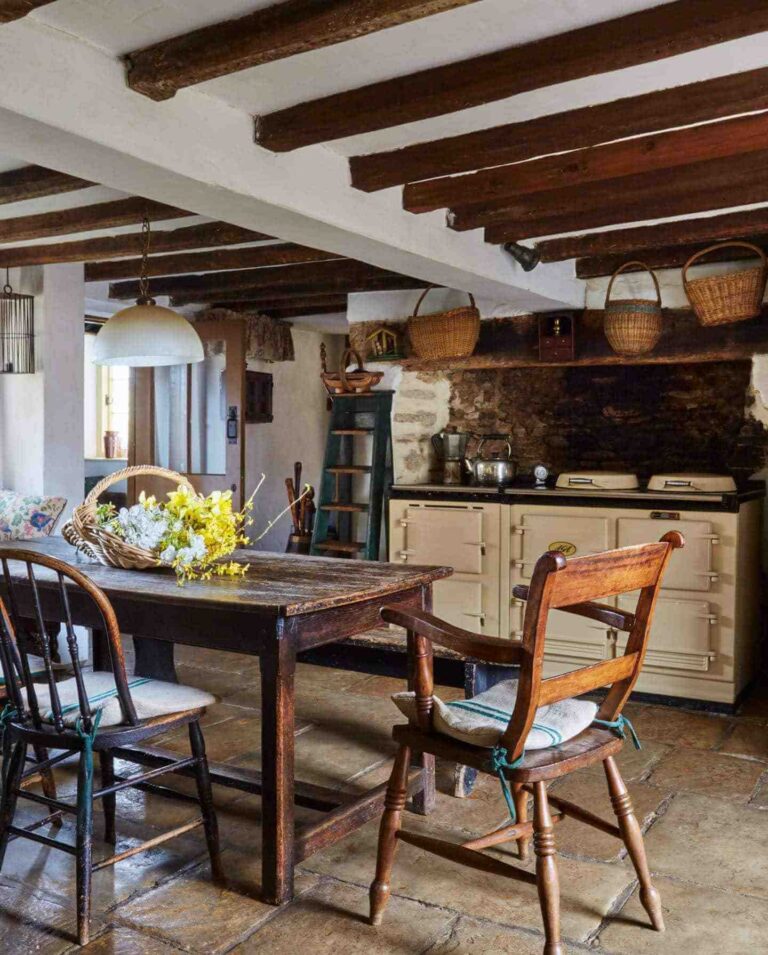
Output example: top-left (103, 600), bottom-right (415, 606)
top-left (388, 472), bottom-right (763, 709)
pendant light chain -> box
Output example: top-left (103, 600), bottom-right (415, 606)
top-left (138, 215), bottom-right (153, 305)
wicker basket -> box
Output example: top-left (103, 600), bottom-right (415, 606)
top-left (321, 347), bottom-right (383, 394)
top-left (62, 466), bottom-right (193, 570)
top-left (683, 241), bottom-right (767, 326)
top-left (407, 286), bottom-right (480, 360)
top-left (604, 261), bottom-right (663, 357)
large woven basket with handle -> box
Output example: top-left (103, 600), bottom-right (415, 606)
top-left (603, 261), bottom-right (663, 357)
top-left (62, 465), bottom-right (193, 570)
top-left (683, 241), bottom-right (767, 326)
top-left (407, 286), bottom-right (480, 360)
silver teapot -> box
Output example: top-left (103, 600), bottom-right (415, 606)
top-left (465, 435), bottom-right (517, 487)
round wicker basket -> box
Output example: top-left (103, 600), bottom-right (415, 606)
top-left (604, 261), bottom-right (663, 357)
top-left (62, 465), bottom-right (193, 570)
top-left (683, 241), bottom-right (767, 326)
top-left (407, 286), bottom-right (480, 360)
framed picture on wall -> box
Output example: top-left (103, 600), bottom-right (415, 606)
top-left (245, 370), bottom-right (273, 423)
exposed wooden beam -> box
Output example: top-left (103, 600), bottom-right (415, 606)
top-left (260, 304), bottom-right (348, 319)
top-left (0, 165), bottom-right (92, 204)
top-left (0, 198), bottom-right (193, 244)
top-left (170, 275), bottom-right (428, 307)
top-left (0, 222), bottom-right (272, 268)
top-left (85, 243), bottom-right (341, 282)
top-left (212, 293), bottom-right (350, 312)
top-left (576, 240), bottom-right (768, 279)
top-left (126, 0), bottom-right (480, 101)
top-left (404, 112), bottom-right (768, 214)
top-left (350, 66), bottom-right (768, 192)
top-left (110, 259), bottom-right (421, 301)
top-left (0, 1), bottom-right (55, 23)
top-left (256, 0), bottom-right (768, 151)
top-left (462, 149), bottom-right (768, 242)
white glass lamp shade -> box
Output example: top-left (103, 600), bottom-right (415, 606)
top-left (93, 302), bottom-right (204, 367)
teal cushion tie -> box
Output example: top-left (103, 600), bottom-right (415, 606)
top-left (489, 744), bottom-right (526, 822)
top-left (74, 708), bottom-right (103, 832)
top-left (592, 714), bottom-right (641, 750)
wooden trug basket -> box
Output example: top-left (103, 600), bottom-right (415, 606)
top-left (683, 241), bottom-right (767, 326)
top-left (62, 465), bottom-right (193, 570)
top-left (321, 347), bottom-right (383, 394)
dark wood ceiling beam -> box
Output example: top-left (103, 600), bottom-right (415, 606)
top-left (85, 243), bottom-right (341, 282)
top-left (259, 304), bottom-right (349, 319)
top-left (576, 240), bottom-right (768, 279)
top-left (0, 165), bottom-right (92, 204)
top-left (0, 1), bottom-right (56, 22)
top-left (537, 208), bottom-right (768, 263)
top-left (256, 0), bottom-right (768, 151)
top-left (448, 149), bottom-right (768, 241)
top-left (126, 0), bottom-right (480, 101)
top-left (404, 112), bottom-right (768, 213)
top-left (0, 197), bottom-right (193, 244)
top-left (350, 65), bottom-right (768, 192)
top-left (0, 222), bottom-right (272, 268)
top-left (170, 275), bottom-right (428, 307)
top-left (213, 293), bottom-right (351, 311)
top-left (110, 259), bottom-right (420, 301)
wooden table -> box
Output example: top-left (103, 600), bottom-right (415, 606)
top-left (0, 538), bottom-right (451, 904)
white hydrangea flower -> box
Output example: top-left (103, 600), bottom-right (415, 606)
top-left (116, 503), bottom-right (170, 552)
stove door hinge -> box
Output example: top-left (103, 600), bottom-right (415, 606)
top-left (511, 525), bottom-right (525, 536)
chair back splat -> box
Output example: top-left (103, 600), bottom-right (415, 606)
top-left (0, 549), bottom-right (138, 733)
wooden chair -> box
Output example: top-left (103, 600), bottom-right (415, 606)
top-left (0, 550), bottom-right (224, 946)
top-left (369, 532), bottom-right (684, 955)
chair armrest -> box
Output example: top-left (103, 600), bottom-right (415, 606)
top-left (512, 585), bottom-right (634, 632)
top-left (381, 606), bottom-right (525, 665)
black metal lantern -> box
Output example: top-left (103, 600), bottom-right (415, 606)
top-left (0, 271), bottom-right (34, 374)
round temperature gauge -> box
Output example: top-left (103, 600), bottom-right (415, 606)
top-left (533, 465), bottom-right (549, 487)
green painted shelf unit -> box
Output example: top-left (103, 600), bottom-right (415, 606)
top-left (310, 391), bottom-right (393, 561)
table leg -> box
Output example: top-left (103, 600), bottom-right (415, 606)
top-left (133, 636), bottom-right (178, 683)
top-left (261, 634), bottom-right (296, 905)
top-left (407, 586), bottom-right (436, 816)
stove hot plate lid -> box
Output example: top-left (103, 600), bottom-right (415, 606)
top-left (647, 473), bottom-right (736, 493)
top-left (555, 471), bottom-right (640, 490)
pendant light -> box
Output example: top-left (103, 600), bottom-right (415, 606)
top-left (0, 269), bottom-right (34, 374)
top-left (93, 216), bottom-right (204, 367)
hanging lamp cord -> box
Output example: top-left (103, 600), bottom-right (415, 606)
top-left (137, 215), bottom-right (153, 305)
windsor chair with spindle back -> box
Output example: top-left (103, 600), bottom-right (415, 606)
top-left (0, 549), bottom-right (223, 946)
top-left (370, 532), bottom-right (684, 955)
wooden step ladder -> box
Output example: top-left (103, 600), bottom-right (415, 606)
top-left (310, 391), bottom-right (393, 560)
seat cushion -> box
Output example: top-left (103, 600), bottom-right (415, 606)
top-left (0, 491), bottom-right (66, 540)
top-left (25, 671), bottom-right (216, 728)
top-left (393, 679), bottom-right (598, 750)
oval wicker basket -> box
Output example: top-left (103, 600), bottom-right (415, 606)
top-left (604, 261), bottom-right (663, 357)
top-left (321, 347), bottom-right (383, 394)
top-left (407, 286), bottom-right (480, 360)
top-left (62, 466), bottom-right (194, 570)
top-left (683, 241), bottom-right (767, 326)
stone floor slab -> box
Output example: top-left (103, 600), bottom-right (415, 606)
top-left (232, 877), bottom-right (454, 954)
top-left (580, 741), bottom-right (672, 783)
top-left (623, 706), bottom-right (731, 750)
top-left (427, 916), bottom-right (548, 954)
top-left (643, 792), bottom-right (768, 897)
top-left (647, 747), bottom-right (763, 802)
top-left (0, 880), bottom-right (90, 954)
top-left (597, 876), bottom-right (768, 954)
top-left (81, 924), bottom-right (183, 953)
top-left (718, 721), bottom-right (768, 762)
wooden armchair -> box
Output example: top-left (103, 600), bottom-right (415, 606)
top-left (369, 532), bottom-right (684, 955)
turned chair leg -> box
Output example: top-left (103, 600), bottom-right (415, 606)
top-left (0, 741), bottom-right (26, 870)
top-left (99, 751), bottom-right (117, 845)
top-left (513, 783), bottom-right (530, 861)
top-left (76, 748), bottom-right (95, 947)
top-left (189, 720), bottom-right (224, 883)
top-left (533, 781), bottom-right (563, 955)
top-left (604, 756), bottom-right (664, 932)
top-left (369, 743), bottom-right (410, 927)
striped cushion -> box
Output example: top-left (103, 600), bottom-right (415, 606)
top-left (393, 679), bottom-right (597, 750)
top-left (23, 671), bottom-right (216, 728)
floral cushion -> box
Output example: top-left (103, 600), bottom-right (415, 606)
top-left (0, 491), bottom-right (66, 541)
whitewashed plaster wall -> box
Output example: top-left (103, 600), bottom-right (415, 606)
top-left (0, 264), bottom-right (85, 523)
top-left (245, 327), bottom-right (344, 552)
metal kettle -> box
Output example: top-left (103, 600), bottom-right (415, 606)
top-left (465, 435), bottom-right (517, 487)
top-left (431, 429), bottom-right (470, 461)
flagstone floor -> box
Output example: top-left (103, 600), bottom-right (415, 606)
top-left (1, 642), bottom-right (768, 954)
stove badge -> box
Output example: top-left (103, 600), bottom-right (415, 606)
top-left (548, 541), bottom-right (577, 557)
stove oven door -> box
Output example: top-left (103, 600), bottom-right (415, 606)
top-left (617, 594), bottom-right (717, 673)
top-left (511, 511), bottom-right (612, 663)
top-left (617, 517), bottom-right (718, 591)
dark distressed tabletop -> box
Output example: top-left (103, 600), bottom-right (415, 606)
top-left (0, 537), bottom-right (452, 616)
